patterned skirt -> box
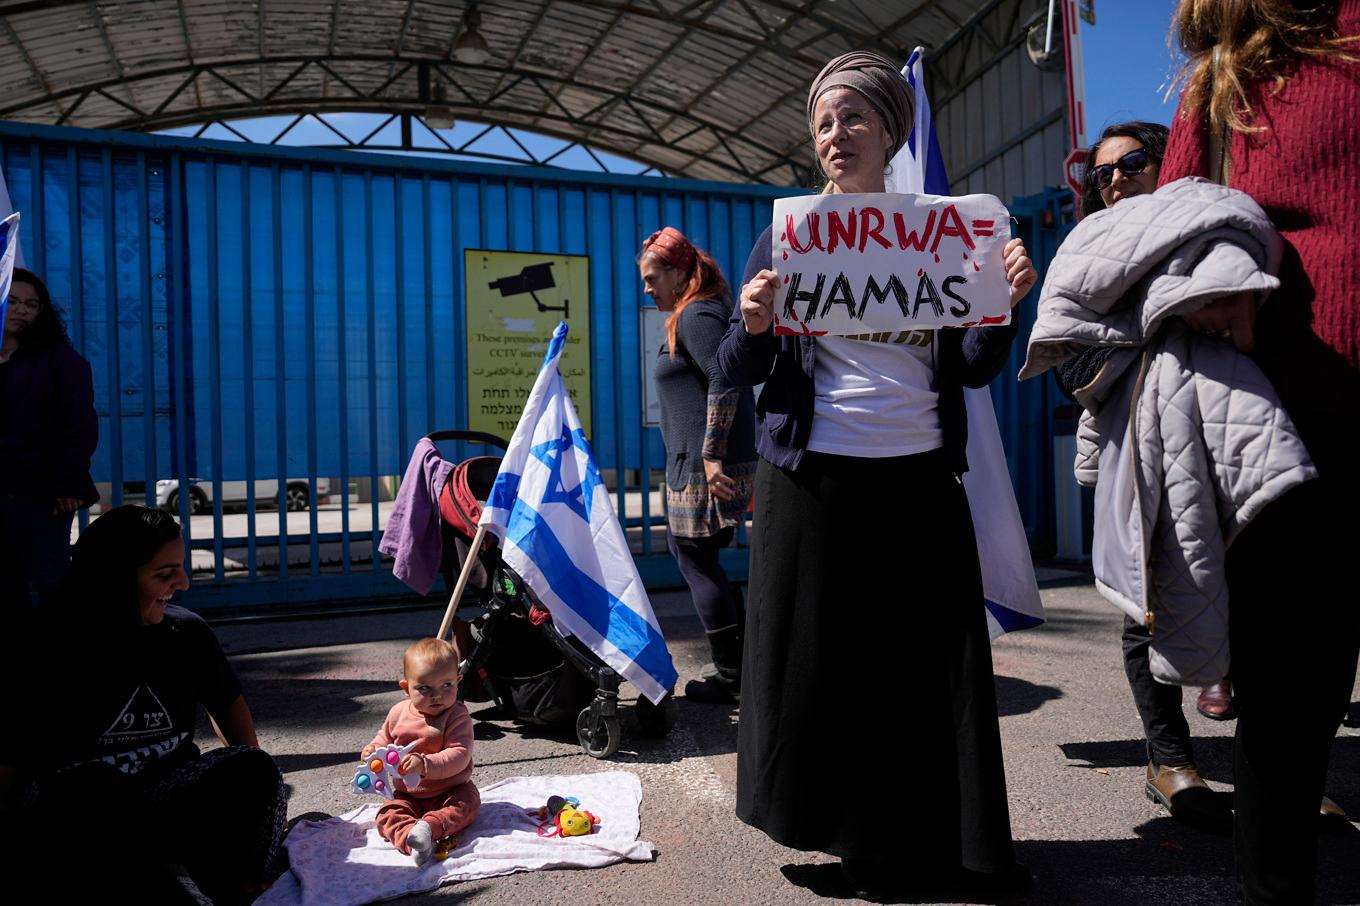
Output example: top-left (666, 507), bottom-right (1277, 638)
top-left (665, 459), bottom-right (758, 539)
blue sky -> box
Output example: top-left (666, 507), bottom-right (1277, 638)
top-left (1080, 2), bottom-right (1184, 134)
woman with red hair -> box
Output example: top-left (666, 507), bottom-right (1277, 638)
top-left (638, 227), bottom-right (756, 704)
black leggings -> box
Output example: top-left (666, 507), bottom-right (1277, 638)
top-left (1121, 617), bottom-right (1194, 768)
top-left (667, 526), bottom-right (743, 632)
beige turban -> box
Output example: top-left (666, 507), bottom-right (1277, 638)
top-left (806, 51), bottom-right (915, 158)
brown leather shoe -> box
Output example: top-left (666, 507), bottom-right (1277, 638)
top-left (1320, 795), bottom-right (1347, 828)
top-left (1146, 762), bottom-right (1233, 833)
top-left (1196, 680), bottom-right (1236, 720)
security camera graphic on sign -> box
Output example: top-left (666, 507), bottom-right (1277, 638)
top-left (488, 262), bottom-right (569, 320)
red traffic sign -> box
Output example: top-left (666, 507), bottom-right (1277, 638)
top-left (1064, 148), bottom-right (1089, 198)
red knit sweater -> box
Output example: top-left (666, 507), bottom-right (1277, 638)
top-left (1159, 2), bottom-right (1360, 475)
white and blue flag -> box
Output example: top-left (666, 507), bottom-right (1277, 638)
top-left (888, 48), bottom-right (1045, 639)
top-left (479, 322), bottom-right (678, 704)
top-left (0, 212), bottom-right (20, 331)
top-left (0, 164), bottom-right (22, 269)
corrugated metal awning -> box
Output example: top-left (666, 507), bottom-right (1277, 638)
top-left (0, 0), bottom-right (994, 184)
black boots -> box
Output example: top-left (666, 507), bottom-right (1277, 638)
top-left (685, 624), bottom-right (742, 703)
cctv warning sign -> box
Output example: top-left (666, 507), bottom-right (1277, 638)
top-left (464, 250), bottom-right (592, 437)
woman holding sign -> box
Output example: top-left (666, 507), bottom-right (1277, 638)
top-left (718, 51), bottom-right (1036, 900)
top-left (638, 227), bottom-right (756, 704)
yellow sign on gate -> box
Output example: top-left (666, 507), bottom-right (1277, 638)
top-left (464, 249), bottom-right (592, 437)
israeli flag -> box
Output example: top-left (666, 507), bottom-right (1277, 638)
top-left (0, 165), bottom-right (22, 268)
top-left (0, 212), bottom-right (19, 332)
top-left (888, 48), bottom-right (1045, 639)
top-left (479, 322), bottom-right (678, 704)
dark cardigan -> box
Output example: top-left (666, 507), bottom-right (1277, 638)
top-left (654, 297), bottom-right (757, 491)
top-left (717, 224), bottom-right (1017, 475)
top-left (0, 341), bottom-right (100, 505)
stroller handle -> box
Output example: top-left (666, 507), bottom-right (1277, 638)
top-left (425, 429), bottom-right (511, 450)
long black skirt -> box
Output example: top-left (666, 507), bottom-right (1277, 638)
top-left (736, 448), bottom-right (1015, 871)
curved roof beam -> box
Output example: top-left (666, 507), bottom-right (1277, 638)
top-left (0, 54), bottom-right (814, 184)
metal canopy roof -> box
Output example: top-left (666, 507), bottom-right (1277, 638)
top-left (0, 0), bottom-right (1004, 185)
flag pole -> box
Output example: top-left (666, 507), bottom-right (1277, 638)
top-left (437, 522), bottom-right (488, 643)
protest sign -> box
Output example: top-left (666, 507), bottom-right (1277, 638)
top-left (771, 192), bottom-right (1012, 336)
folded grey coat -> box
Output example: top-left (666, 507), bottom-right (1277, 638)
top-left (1020, 177), bottom-right (1317, 686)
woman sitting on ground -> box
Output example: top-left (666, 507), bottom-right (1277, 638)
top-left (0, 505), bottom-right (287, 904)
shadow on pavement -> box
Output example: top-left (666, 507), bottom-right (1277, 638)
top-left (272, 752), bottom-right (367, 773)
top-left (1060, 737), bottom-right (1359, 796)
top-left (778, 862), bottom-right (1032, 905)
top-left (1016, 816), bottom-right (1360, 906)
top-left (996, 675), bottom-right (1063, 717)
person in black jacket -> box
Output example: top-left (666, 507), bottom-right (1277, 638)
top-left (639, 227), bottom-right (757, 704)
top-left (0, 268), bottom-right (98, 610)
top-left (717, 52), bottom-right (1036, 901)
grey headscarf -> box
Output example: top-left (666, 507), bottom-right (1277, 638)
top-left (806, 51), bottom-right (915, 159)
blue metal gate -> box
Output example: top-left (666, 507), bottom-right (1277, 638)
top-left (1, 120), bottom-right (1067, 613)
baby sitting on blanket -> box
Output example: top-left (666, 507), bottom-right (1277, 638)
top-left (362, 638), bottom-right (481, 864)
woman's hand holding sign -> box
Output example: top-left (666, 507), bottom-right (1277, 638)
top-left (740, 268), bottom-right (779, 336)
top-left (1004, 238), bottom-right (1036, 308)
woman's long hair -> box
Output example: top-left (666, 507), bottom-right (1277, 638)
top-left (64, 505), bottom-right (183, 630)
top-left (1171, 0), bottom-right (1356, 135)
top-left (669, 247), bottom-right (732, 357)
top-left (639, 246), bottom-right (732, 359)
top-left (1081, 121), bottom-right (1170, 216)
top-left (9, 268), bottom-right (72, 350)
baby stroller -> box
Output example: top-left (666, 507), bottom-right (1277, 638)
top-left (426, 429), bottom-right (677, 758)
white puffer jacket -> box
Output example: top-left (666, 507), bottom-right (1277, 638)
top-left (1020, 178), bottom-right (1317, 685)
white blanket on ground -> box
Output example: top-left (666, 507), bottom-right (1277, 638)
top-left (259, 771), bottom-right (655, 906)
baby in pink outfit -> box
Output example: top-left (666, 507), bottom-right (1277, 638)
top-left (363, 638), bottom-right (480, 864)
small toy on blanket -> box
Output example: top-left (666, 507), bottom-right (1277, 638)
top-left (432, 834), bottom-right (459, 861)
top-left (526, 795), bottom-right (601, 837)
top-left (351, 741), bottom-right (419, 799)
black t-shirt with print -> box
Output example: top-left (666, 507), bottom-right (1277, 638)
top-left (32, 605), bottom-right (241, 779)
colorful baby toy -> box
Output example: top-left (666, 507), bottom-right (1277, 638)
top-left (526, 795), bottom-right (601, 838)
top-left (350, 741), bottom-right (418, 800)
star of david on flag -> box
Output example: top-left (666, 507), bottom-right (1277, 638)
top-left (887, 48), bottom-right (1045, 640)
top-left (478, 322), bottom-right (677, 704)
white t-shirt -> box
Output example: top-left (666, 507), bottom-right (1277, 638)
top-left (805, 330), bottom-right (943, 458)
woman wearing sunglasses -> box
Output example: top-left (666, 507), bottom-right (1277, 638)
top-left (1079, 122), bottom-right (1167, 216)
top-left (1072, 122), bottom-right (1235, 833)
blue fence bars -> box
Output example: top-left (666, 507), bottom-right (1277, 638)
top-left (0, 120), bottom-right (1066, 615)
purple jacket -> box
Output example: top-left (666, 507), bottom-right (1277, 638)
top-left (379, 438), bottom-right (454, 595)
top-left (0, 342), bottom-right (99, 506)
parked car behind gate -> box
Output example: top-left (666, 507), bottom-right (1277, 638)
top-left (155, 477), bottom-right (332, 514)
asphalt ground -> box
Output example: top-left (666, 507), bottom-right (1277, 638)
top-left (209, 580), bottom-right (1360, 906)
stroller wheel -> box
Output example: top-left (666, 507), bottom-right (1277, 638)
top-left (635, 692), bottom-right (678, 738)
top-left (576, 707), bottom-right (621, 759)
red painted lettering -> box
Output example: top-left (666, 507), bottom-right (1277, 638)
top-left (930, 203), bottom-right (976, 254)
top-left (859, 207), bottom-right (891, 252)
top-left (893, 210), bottom-right (936, 252)
top-left (784, 213), bottom-right (826, 254)
top-left (826, 208), bottom-right (857, 254)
